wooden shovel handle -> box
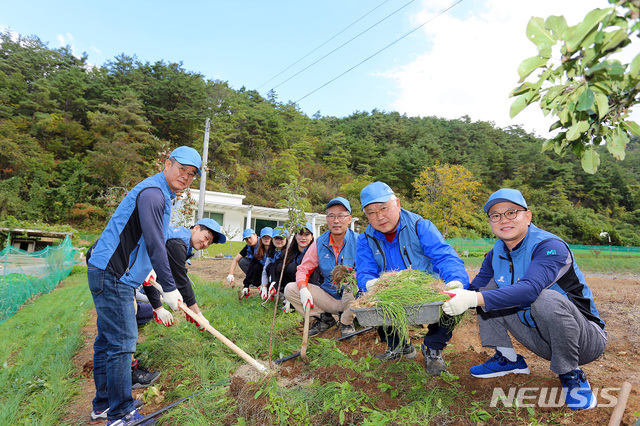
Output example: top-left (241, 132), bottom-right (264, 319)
top-left (300, 305), bottom-right (311, 363)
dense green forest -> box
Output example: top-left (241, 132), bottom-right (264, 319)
top-left (1, 31), bottom-right (639, 245)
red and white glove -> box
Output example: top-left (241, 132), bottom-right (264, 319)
top-left (299, 287), bottom-right (314, 311)
top-left (445, 280), bottom-right (464, 290)
top-left (242, 287), bottom-right (250, 298)
top-left (153, 307), bottom-right (174, 326)
top-left (442, 289), bottom-right (478, 316)
top-left (268, 282), bottom-right (277, 301)
top-left (186, 311), bottom-right (209, 331)
top-left (260, 285), bottom-right (269, 301)
top-left (226, 274), bottom-right (235, 283)
top-left (163, 289), bottom-right (183, 311)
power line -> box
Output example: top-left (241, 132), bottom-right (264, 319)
top-left (270, 0), bottom-right (417, 92)
top-left (295, 0), bottom-right (464, 104)
top-left (257, 0), bottom-right (392, 90)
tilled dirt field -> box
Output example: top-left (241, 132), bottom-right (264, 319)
top-left (65, 258), bottom-right (640, 425)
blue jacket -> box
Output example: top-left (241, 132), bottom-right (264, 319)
top-left (316, 229), bottom-right (357, 299)
top-left (356, 209), bottom-right (468, 291)
top-left (167, 226), bottom-right (193, 257)
top-left (483, 224), bottom-right (604, 329)
top-left (88, 172), bottom-right (177, 292)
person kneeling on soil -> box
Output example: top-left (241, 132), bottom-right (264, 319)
top-left (284, 197), bottom-right (357, 337)
top-left (143, 218), bottom-right (226, 330)
top-left (260, 227), bottom-right (289, 303)
top-left (226, 228), bottom-right (258, 285)
top-left (356, 181), bottom-right (469, 373)
top-left (442, 188), bottom-right (606, 411)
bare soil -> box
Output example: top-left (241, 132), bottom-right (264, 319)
top-left (64, 258), bottom-right (640, 425)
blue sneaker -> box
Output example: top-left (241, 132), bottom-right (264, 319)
top-left (91, 400), bottom-right (144, 421)
top-left (470, 351), bottom-right (530, 378)
top-left (559, 368), bottom-right (597, 410)
top-left (106, 409), bottom-right (157, 426)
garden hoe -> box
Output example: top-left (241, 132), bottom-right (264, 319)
top-left (300, 304), bottom-right (311, 363)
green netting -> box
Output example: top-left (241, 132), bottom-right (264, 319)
top-left (0, 236), bottom-right (77, 324)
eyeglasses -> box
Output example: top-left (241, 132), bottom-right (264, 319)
top-left (364, 205), bottom-right (391, 220)
top-left (326, 213), bottom-right (350, 221)
top-left (177, 165), bottom-right (197, 179)
top-left (488, 209), bottom-right (527, 223)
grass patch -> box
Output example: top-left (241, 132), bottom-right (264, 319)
top-left (0, 268), bottom-right (93, 424)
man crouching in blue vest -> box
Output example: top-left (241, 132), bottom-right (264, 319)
top-left (443, 188), bottom-right (606, 410)
top-left (87, 146), bottom-right (201, 425)
top-left (284, 197), bottom-right (358, 337)
top-left (356, 182), bottom-right (469, 374)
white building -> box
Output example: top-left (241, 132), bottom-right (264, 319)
top-left (189, 189), bottom-right (358, 241)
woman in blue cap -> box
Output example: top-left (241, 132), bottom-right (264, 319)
top-left (260, 227), bottom-right (289, 301)
top-left (282, 222), bottom-right (320, 286)
top-left (241, 227), bottom-right (273, 295)
top-left (227, 228), bottom-right (258, 285)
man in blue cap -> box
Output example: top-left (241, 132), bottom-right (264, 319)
top-left (87, 146), bottom-right (201, 425)
top-left (442, 188), bottom-right (606, 410)
top-left (357, 181), bottom-right (469, 374)
top-left (142, 218), bottom-right (226, 330)
top-left (284, 197), bottom-right (358, 337)
top-left (227, 228), bottom-right (258, 284)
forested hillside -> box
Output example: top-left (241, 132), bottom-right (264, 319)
top-left (1, 31), bottom-right (639, 245)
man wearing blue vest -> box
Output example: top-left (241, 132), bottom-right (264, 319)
top-left (87, 146), bottom-right (201, 425)
top-left (284, 197), bottom-right (358, 337)
top-left (356, 182), bottom-right (469, 374)
top-left (443, 188), bottom-right (606, 411)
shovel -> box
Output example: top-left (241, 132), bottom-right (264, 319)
top-left (300, 304), bottom-right (311, 363)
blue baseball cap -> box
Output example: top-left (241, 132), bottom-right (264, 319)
top-left (301, 222), bottom-right (313, 234)
top-left (242, 228), bottom-right (255, 239)
top-left (260, 227), bottom-right (273, 238)
top-left (272, 228), bottom-right (287, 238)
top-left (169, 146), bottom-right (202, 176)
top-left (195, 218), bottom-right (226, 244)
top-left (483, 188), bottom-right (528, 213)
top-left (360, 181), bottom-right (394, 210)
top-left (326, 197), bottom-right (351, 213)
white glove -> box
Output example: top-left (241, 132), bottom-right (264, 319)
top-left (365, 278), bottom-right (378, 291)
top-left (260, 285), bottom-right (269, 301)
top-left (163, 289), bottom-right (183, 311)
top-left (242, 287), bottom-right (250, 298)
top-left (135, 289), bottom-right (149, 304)
top-left (299, 287), bottom-right (314, 311)
top-left (226, 274), bottom-right (235, 283)
top-left (442, 288), bottom-right (478, 316)
top-left (186, 311), bottom-right (209, 331)
top-left (153, 307), bottom-right (174, 326)
top-left (445, 280), bottom-right (464, 290)
top-left (268, 282), bottom-right (277, 301)
top-left (282, 300), bottom-right (292, 313)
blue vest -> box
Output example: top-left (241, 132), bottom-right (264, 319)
top-left (167, 226), bottom-right (193, 257)
top-left (491, 224), bottom-right (604, 329)
top-left (316, 229), bottom-right (357, 299)
top-left (364, 209), bottom-right (435, 275)
top-left (88, 172), bottom-right (174, 288)
top-left (244, 244), bottom-right (256, 260)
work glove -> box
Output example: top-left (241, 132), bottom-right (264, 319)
top-left (282, 300), bottom-right (292, 313)
top-left (163, 289), bottom-right (183, 311)
top-left (135, 289), bottom-right (149, 304)
top-left (445, 280), bottom-right (464, 290)
top-left (226, 274), bottom-right (235, 283)
top-left (365, 278), bottom-right (378, 291)
top-left (242, 287), bottom-right (250, 298)
top-left (186, 311), bottom-right (209, 331)
top-left (153, 307), bottom-right (174, 326)
top-left (268, 282), bottom-right (277, 301)
top-left (442, 289), bottom-right (478, 316)
top-left (260, 285), bottom-right (269, 301)
top-left (299, 287), bottom-right (314, 311)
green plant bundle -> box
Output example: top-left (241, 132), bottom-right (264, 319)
top-left (352, 270), bottom-right (451, 345)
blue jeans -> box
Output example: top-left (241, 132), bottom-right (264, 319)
top-left (88, 264), bottom-right (138, 420)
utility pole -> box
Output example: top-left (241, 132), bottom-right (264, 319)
top-left (195, 117), bottom-right (210, 260)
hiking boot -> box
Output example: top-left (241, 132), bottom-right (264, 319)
top-left (106, 409), bottom-right (157, 426)
top-left (308, 313), bottom-right (337, 337)
top-left (132, 364), bottom-right (161, 389)
top-left (421, 344), bottom-right (447, 375)
top-left (559, 368), bottom-right (597, 410)
top-left (374, 343), bottom-right (417, 361)
top-left (91, 400), bottom-right (143, 421)
top-left (470, 351), bottom-right (530, 378)
top-left (339, 322), bottom-right (356, 338)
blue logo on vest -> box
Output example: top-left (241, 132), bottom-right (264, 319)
top-left (547, 250), bottom-right (556, 255)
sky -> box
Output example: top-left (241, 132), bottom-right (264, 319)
top-left (1, 0), bottom-right (638, 138)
